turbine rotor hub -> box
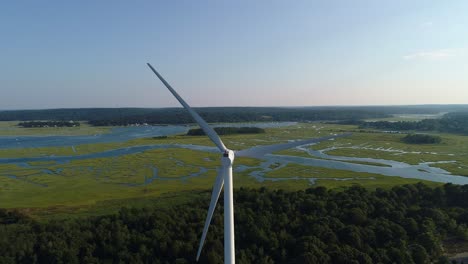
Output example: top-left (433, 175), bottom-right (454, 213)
top-left (222, 149), bottom-right (235, 164)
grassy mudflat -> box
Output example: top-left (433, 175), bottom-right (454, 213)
top-left (1, 122), bottom-right (466, 218)
top-left (263, 163), bottom-right (440, 189)
top-left (0, 123), bottom-right (338, 158)
top-left (0, 121), bottom-right (110, 136)
top-left (305, 131), bottom-right (468, 168)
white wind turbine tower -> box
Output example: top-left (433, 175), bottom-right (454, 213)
top-left (147, 63), bottom-right (351, 264)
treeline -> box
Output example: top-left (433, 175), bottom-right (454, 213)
top-left (359, 119), bottom-right (440, 131)
top-left (2, 183), bottom-right (468, 263)
top-left (4, 107), bottom-right (468, 127)
top-left (334, 119), bottom-right (440, 131)
top-left (187, 127), bottom-right (265, 136)
top-left (4, 105), bottom-right (468, 122)
top-left (17, 121), bottom-right (80, 128)
top-left (402, 134), bottom-right (442, 144)
top-left (0, 108), bottom-right (158, 122)
top-left (87, 108), bottom-right (391, 126)
top-left (338, 112), bottom-right (468, 135)
top-left (0, 107), bottom-right (392, 124)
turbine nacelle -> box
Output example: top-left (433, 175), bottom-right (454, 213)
top-left (222, 149), bottom-right (235, 166)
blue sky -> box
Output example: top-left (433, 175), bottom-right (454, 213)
top-left (1, 0), bottom-right (467, 109)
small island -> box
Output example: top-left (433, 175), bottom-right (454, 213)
top-left (18, 121), bottom-right (80, 128)
top-left (187, 126), bottom-right (265, 136)
top-left (402, 133), bottom-right (442, 144)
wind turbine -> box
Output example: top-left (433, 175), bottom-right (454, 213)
top-left (147, 63), bottom-right (351, 263)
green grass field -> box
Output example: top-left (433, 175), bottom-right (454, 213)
top-left (1, 121), bottom-right (466, 219)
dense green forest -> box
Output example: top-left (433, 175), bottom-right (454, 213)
top-left (17, 121), bottom-right (80, 128)
top-left (337, 112), bottom-right (468, 135)
top-left (402, 134), bottom-right (442, 144)
top-left (187, 127), bottom-right (265, 136)
top-left (2, 184), bottom-right (468, 263)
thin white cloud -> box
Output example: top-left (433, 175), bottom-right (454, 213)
top-left (403, 49), bottom-right (458, 60)
top-left (421, 21), bottom-right (433, 27)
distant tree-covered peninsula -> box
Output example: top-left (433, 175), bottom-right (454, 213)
top-left (336, 112), bottom-right (468, 135)
top-left (402, 134), bottom-right (442, 144)
top-left (17, 120), bottom-right (80, 128)
top-left (187, 127), bottom-right (265, 136)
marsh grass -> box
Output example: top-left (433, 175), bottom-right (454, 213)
top-left (0, 122), bottom-right (464, 218)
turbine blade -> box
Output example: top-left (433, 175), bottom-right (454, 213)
top-left (196, 167), bottom-right (225, 261)
top-left (236, 133), bottom-right (352, 158)
top-left (147, 63), bottom-right (227, 152)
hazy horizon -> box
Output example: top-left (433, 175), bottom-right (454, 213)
top-left (3, 103), bottom-right (468, 112)
top-left (1, 1), bottom-right (467, 109)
